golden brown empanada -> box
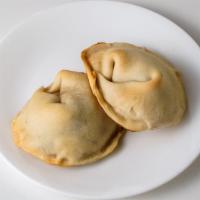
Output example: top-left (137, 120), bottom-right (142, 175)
top-left (12, 70), bottom-right (124, 166)
top-left (81, 42), bottom-right (186, 131)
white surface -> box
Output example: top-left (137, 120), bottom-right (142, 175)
top-left (0, 1), bottom-right (200, 200)
top-left (1, 1), bottom-right (200, 199)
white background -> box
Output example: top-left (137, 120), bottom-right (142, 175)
top-left (0, 0), bottom-right (200, 199)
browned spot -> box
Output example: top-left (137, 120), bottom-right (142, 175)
top-left (59, 158), bottom-right (68, 165)
top-left (48, 153), bottom-right (57, 158)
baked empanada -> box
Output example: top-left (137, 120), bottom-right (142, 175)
top-left (12, 70), bottom-right (124, 166)
top-left (81, 42), bottom-right (186, 131)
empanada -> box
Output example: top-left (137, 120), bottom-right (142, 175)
top-left (12, 70), bottom-right (124, 166)
top-left (81, 42), bottom-right (186, 131)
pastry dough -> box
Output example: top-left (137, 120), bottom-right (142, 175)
top-left (81, 42), bottom-right (186, 131)
top-left (12, 70), bottom-right (124, 166)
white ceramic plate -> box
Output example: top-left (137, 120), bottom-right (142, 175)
top-left (0, 1), bottom-right (200, 199)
